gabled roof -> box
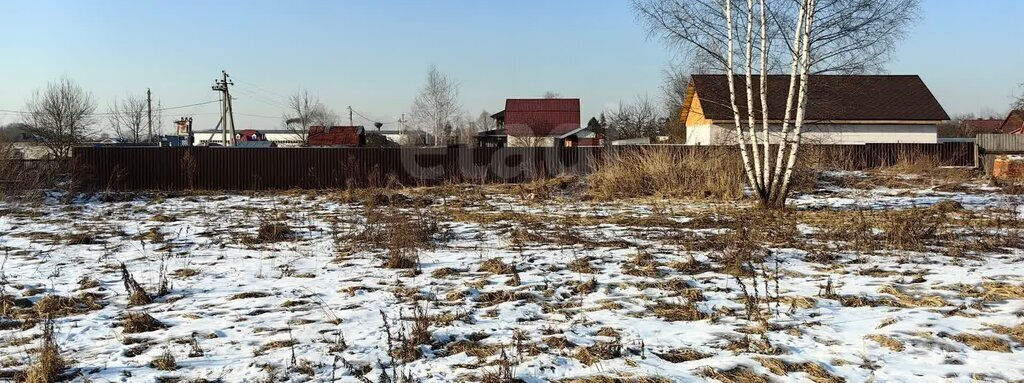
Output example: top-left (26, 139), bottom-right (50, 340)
top-left (1002, 110), bottom-right (1024, 134)
top-left (963, 119), bottom-right (1006, 134)
top-left (688, 75), bottom-right (950, 123)
top-left (503, 98), bottom-right (580, 137)
top-left (308, 126), bottom-right (365, 147)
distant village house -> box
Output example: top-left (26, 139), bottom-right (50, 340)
top-left (681, 75), bottom-right (950, 145)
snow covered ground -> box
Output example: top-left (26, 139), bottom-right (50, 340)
top-left (1, 171), bottom-right (1024, 382)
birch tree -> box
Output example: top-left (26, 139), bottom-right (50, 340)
top-left (411, 65), bottom-right (461, 146)
top-left (23, 77), bottom-right (97, 158)
top-left (633, 0), bottom-right (919, 208)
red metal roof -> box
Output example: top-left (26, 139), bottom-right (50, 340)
top-left (1004, 111), bottom-right (1024, 134)
top-left (963, 119), bottom-right (1006, 134)
top-left (503, 98), bottom-right (581, 137)
top-left (307, 126), bottom-right (365, 147)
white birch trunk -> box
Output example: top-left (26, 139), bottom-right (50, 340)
top-left (778, 0), bottom-right (817, 199)
top-left (724, 0), bottom-right (760, 191)
top-left (744, 0), bottom-right (764, 192)
top-left (758, 0), bottom-right (771, 190)
top-left (769, 0), bottom-right (808, 200)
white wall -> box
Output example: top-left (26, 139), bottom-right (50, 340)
top-left (685, 124), bottom-right (938, 145)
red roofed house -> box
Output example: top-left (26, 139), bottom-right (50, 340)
top-left (962, 119), bottom-right (1006, 135)
top-left (1003, 110), bottom-right (1024, 135)
top-left (307, 126), bottom-right (366, 147)
top-left (486, 98), bottom-right (602, 147)
top-left (681, 75), bottom-right (950, 145)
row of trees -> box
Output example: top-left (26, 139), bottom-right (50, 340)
top-left (3, 77), bottom-right (166, 158)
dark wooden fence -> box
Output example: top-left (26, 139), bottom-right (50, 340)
top-left (71, 142), bottom-right (974, 191)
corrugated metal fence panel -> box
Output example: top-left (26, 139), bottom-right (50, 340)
top-left (71, 143), bottom-right (975, 191)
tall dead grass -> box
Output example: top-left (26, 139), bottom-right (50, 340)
top-left (588, 147), bottom-right (743, 200)
top-left (0, 142), bottom-right (62, 202)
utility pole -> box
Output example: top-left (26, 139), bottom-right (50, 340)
top-left (212, 71), bottom-right (236, 146)
top-left (348, 106), bottom-right (354, 126)
top-left (146, 88), bottom-right (153, 143)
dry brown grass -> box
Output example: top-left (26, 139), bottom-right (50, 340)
top-left (446, 340), bottom-right (503, 358)
top-left (573, 339), bottom-right (623, 366)
top-left (479, 258), bottom-right (515, 274)
top-left (149, 348), bottom-right (177, 371)
top-left (0, 144), bottom-right (62, 202)
top-left (864, 334), bottom-right (904, 352)
top-left (568, 256), bottom-right (596, 274)
top-left (965, 282), bottom-right (1024, 302)
top-left (952, 333), bottom-right (1011, 352)
top-left (755, 357), bottom-right (845, 383)
top-left (256, 222), bottom-right (292, 242)
top-left (877, 285), bottom-right (947, 308)
top-left (588, 147), bottom-right (743, 200)
top-left (653, 347), bottom-right (708, 363)
top-left (229, 291), bottom-right (270, 300)
top-left (19, 319), bottom-right (65, 383)
top-left (121, 312), bottom-right (165, 334)
top-left (699, 365), bottom-right (770, 383)
top-left (556, 376), bottom-right (672, 383)
top-left (987, 323), bottom-right (1024, 344)
top-left (651, 301), bottom-right (708, 322)
top-left (32, 294), bottom-right (104, 318)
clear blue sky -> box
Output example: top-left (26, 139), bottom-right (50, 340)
top-left (1, 0), bottom-right (1021, 132)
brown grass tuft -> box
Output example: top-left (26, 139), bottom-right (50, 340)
top-left (699, 365), bottom-right (770, 383)
top-left (122, 312), bottom-right (165, 334)
top-left (588, 147), bottom-right (743, 200)
top-left (864, 334), bottom-right (904, 352)
top-left (19, 318), bottom-right (65, 383)
top-left (654, 347), bottom-right (709, 363)
top-left (149, 348), bottom-right (177, 371)
top-left (987, 322), bottom-right (1024, 345)
top-left (480, 258), bottom-right (516, 274)
top-left (952, 333), bottom-right (1011, 353)
top-left (652, 301), bottom-right (708, 322)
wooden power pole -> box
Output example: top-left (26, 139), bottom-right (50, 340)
top-left (212, 71), bottom-right (236, 146)
top-left (146, 88), bottom-right (153, 143)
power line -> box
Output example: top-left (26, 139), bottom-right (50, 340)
top-left (234, 88), bottom-right (290, 109)
top-left (350, 107), bottom-right (402, 125)
top-left (235, 112), bottom-right (282, 119)
top-left (0, 99), bottom-right (222, 117)
top-left (231, 77), bottom-right (291, 102)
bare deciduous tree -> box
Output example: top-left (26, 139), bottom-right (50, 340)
top-left (108, 94), bottom-right (148, 143)
top-left (411, 65), bottom-right (461, 146)
top-left (1013, 83), bottom-right (1024, 111)
top-left (23, 77), bottom-right (97, 158)
top-left (661, 65), bottom-right (691, 143)
top-left (607, 95), bottom-right (663, 141)
top-left (634, 0), bottom-right (920, 208)
top-left (283, 90), bottom-right (337, 145)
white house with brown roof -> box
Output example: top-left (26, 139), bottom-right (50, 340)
top-left (682, 75), bottom-right (950, 145)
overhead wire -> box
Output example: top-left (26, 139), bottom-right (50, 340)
top-left (0, 99), bottom-right (222, 117)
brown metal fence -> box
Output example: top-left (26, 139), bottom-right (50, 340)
top-left (71, 142), bottom-right (974, 191)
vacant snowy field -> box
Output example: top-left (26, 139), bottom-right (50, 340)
top-left (1, 170), bottom-right (1024, 382)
